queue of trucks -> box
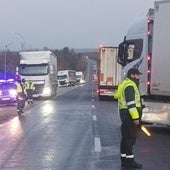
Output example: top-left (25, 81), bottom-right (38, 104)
top-left (14, 0), bottom-right (170, 127)
top-left (16, 51), bottom-right (86, 98)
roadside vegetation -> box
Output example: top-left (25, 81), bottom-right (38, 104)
top-left (0, 47), bottom-right (98, 79)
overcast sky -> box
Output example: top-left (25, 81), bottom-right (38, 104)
top-left (0, 0), bottom-right (156, 51)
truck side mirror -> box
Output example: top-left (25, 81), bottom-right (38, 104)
top-left (50, 65), bottom-right (54, 74)
top-left (118, 42), bottom-right (126, 66)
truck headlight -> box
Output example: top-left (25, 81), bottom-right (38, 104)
top-left (42, 87), bottom-right (51, 95)
top-left (80, 79), bottom-right (85, 83)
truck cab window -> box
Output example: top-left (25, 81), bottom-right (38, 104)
top-left (118, 39), bottom-right (143, 66)
top-left (127, 44), bottom-right (135, 61)
top-left (19, 64), bottom-right (49, 76)
top-left (126, 39), bottom-right (143, 63)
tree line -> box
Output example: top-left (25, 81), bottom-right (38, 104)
top-left (0, 47), bottom-right (98, 79)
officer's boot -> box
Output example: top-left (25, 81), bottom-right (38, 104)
top-left (126, 158), bottom-right (143, 169)
top-left (17, 109), bottom-right (21, 115)
top-left (120, 156), bottom-right (126, 167)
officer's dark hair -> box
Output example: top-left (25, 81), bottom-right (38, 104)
top-left (127, 68), bottom-right (142, 78)
top-left (22, 78), bottom-right (26, 83)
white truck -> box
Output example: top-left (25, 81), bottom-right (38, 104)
top-left (76, 71), bottom-right (85, 85)
top-left (98, 46), bottom-right (122, 99)
top-left (17, 51), bottom-right (57, 98)
top-left (117, 0), bottom-right (170, 126)
top-left (57, 70), bottom-right (76, 87)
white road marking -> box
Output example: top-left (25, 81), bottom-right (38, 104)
top-left (92, 115), bottom-right (97, 121)
top-left (94, 137), bottom-right (102, 152)
top-left (92, 105), bottom-right (96, 109)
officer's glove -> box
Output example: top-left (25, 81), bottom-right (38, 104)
top-left (133, 119), bottom-right (140, 125)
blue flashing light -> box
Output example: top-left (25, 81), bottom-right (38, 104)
top-left (0, 79), bottom-right (15, 83)
top-left (0, 80), bottom-right (5, 83)
top-left (7, 79), bottom-right (15, 82)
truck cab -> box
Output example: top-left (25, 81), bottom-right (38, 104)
top-left (76, 71), bottom-right (85, 85)
top-left (57, 70), bottom-right (76, 87)
top-left (117, 16), bottom-right (152, 96)
top-left (118, 1), bottom-right (170, 126)
top-left (17, 51), bottom-right (57, 98)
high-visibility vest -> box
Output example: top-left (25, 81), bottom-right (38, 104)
top-left (25, 82), bottom-right (35, 90)
top-left (115, 78), bottom-right (141, 119)
top-left (15, 82), bottom-right (25, 93)
top-left (114, 80), bottom-right (125, 100)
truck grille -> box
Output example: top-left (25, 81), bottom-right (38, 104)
top-left (59, 81), bottom-right (66, 85)
top-left (33, 84), bottom-right (44, 94)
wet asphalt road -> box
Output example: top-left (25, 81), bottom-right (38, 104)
top-left (0, 82), bottom-right (170, 170)
top-left (0, 84), bottom-right (93, 170)
top-left (0, 62), bottom-right (170, 169)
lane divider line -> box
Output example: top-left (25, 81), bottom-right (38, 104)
top-left (94, 137), bottom-right (102, 152)
top-left (92, 115), bottom-right (97, 121)
top-left (91, 105), bottom-right (96, 109)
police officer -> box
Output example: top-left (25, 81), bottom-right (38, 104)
top-left (15, 76), bottom-right (26, 115)
top-left (21, 78), bottom-right (26, 93)
top-left (22, 78), bottom-right (26, 88)
top-left (114, 68), bottom-right (143, 169)
top-left (25, 80), bottom-right (35, 104)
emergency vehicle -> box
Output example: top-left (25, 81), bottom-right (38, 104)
top-left (0, 79), bottom-right (17, 104)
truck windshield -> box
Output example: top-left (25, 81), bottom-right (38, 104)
top-left (57, 75), bottom-right (67, 80)
top-left (19, 64), bottom-right (49, 76)
top-left (76, 75), bottom-right (82, 78)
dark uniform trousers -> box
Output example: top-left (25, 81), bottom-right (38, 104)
top-left (16, 92), bottom-right (26, 111)
top-left (26, 89), bottom-right (34, 100)
top-left (120, 110), bottom-right (138, 156)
